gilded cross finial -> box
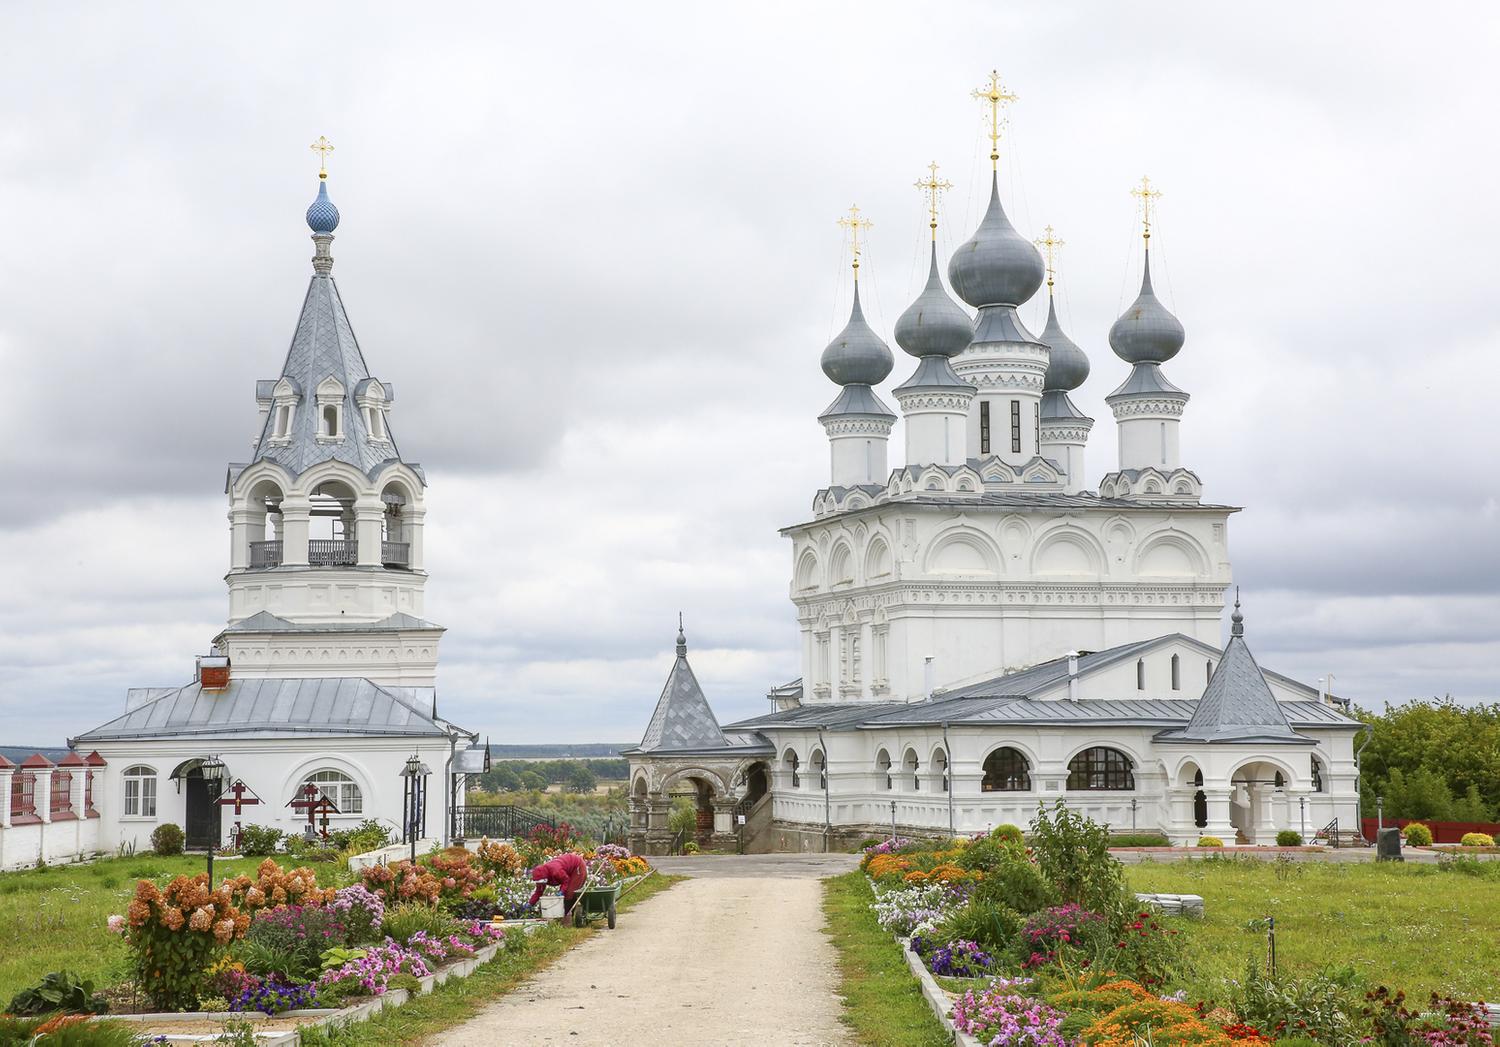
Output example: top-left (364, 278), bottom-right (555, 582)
top-left (1034, 225), bottom-right (1064, 291)
top-left (971, 70), bottom-right (1018, 169)
top-left (310, 135), bottom-right (335, 180)
top-left (914, 161), bottom-right (953, 241)
top-left (836, 205), bottom-right (874, 279)
top-left (1130, 175), bottom-right (1162, 242)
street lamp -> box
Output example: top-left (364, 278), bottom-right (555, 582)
top-left (1299, 795), bottom-right (1307, 841)
top-left (889, 799), bottom-right (897, 842)
top-left (400, 755), bottom-right (431, 865)
top-left (200, 755), bottom-right (226, 887)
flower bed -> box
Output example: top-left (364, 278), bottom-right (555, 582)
top-left (859, 803), bottom-right (1497, 1047)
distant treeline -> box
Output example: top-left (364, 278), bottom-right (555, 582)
top-left (471, 758), bottom-right (628, 794)
top-left (486, 744), bottom-right (629, 759)
top-left (1359, 699), bottom-right (1500, 822)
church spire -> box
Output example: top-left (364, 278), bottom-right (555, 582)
top-left (305, 136), bottom-right (340, 275)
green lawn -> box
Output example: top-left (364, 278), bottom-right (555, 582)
top-left (823, 872), bottom-right (950, 1047)
top-left (1125, 857), bottom-right (1500, 1002)
top-left (0, 854), bottom-right (349, 1006)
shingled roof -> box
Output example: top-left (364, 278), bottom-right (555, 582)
top-left (625, 625), bottom-right (768, 756)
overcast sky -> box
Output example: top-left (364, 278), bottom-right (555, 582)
top-left (2, 2), bottom-right (1497, 749)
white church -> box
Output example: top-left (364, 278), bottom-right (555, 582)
top-left (59, 159), bottom-right (481, 858)
top-left (627, 78), bottom-right (1365, 852)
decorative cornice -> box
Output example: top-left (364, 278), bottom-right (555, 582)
top-left (1109, 397), bottom-right (1187, 418)
top-left (948, 368), bottom-right (1047, 391)
top-left (792, 580), bottom-right (1229, 619)
top-left (823, 416), bottom-right (896, 437)
top-left (896, 390), bottom-right (976, 412)
top-left (1039, 422), bottom-right (1094, 442)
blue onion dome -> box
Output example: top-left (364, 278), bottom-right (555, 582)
top-left (895, 243), bottom-right (974, 359)
top-left (947, 173), bottom-right (1045, 309)
top-left (1039, 293), bottom-right (1090, 392)
top-left (821, 283), bottom-right (894, 386)
top-left (306, 179), bottom-right (340, 234)
top-left (1108, 250), bottom-right (1184, 364)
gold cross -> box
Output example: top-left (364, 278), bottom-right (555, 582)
top-left (310, 135), bottom-right (335, 179)
top-left (914, 162), bottom-right (953, 240)
top-left (1034, 225), bottom-right (1064, 290)
top-left (836, 205), bottom-right (874, 276)
top-left (1131, 175), bottom-right (1163, 241)
top-left (971, 70), bottom-right (1018, 168)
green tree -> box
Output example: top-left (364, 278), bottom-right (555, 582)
top-left (564, 764), bottom-right (598, 794)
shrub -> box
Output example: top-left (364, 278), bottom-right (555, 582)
top-left (956, 838), bottom-right (1007, 873)
top-left (243, 904), bottom-right (348, 981)
top-left (683, 841), bottom-right (701, 854)
top-left (1403, 822), bottom-right (1433, 847)
top-left (151, 823), bottom-right (185, 856)
top-left (5, 970), bottom-right (108, 1016)
top-left (1102, 908), bottom-right (1186, 987)
top-left (936, 902), bottom-right (1022, 954)
top-left (425, 849), bottom-right (489, 907)
top-left (1460, 832), bottom-right (1495, 847)
top-left (990, 824), bottom-right (1025, 845)
top-left (125, 874), bottom-right (249, 1010)
top-left (327, 884), bottom-right (385, 945)
top-left (976, 849), bottom-right (1059, 915)
top-left (1197, 836), bottom-right (1225, 848)
top-left (328, 819), bottom-right (392, 855)
top-left (1108, 833), bottom-right (1171, 847)
top-left (236, 824), bottom-right (284, 857)
top-left (1029, 802), bottom-right (1123, 915)
top-left (1081, 998), bottom-right (1230, 1047)
top-left (475, 839), bottom-right (523, 877)
top-left (1228, 958), bottom-right (1362, 1046)
top-left (1364, 986), bottom-right (1494, 1047)
top-left (359, 859), bottom-right (442, 905)
top-left (1276, 830), bottom-right (1304, 847)
top-left (0, 1015), bottom-right (146, 1045)
top-left (382, 901), bottom-right (461, 946)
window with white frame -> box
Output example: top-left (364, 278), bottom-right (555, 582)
top-left (302, 769), bottom-right (362, 814)
top-left (123, 765), bottom-right (157, 818)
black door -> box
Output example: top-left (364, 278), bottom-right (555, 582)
top-left (1194, 789), bottom-right (1208, 829)
top-left (184, 775), bottom-right (221, 850)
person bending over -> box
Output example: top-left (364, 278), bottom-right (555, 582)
top-left (528, 852), bottom-right (587, 916)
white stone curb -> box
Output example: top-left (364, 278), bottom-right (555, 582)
top-left (897, 935), bottom-right (983, 1047)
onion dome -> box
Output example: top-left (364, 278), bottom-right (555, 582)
top-left (947, 173), bottom-right (1045, 309)
top-left (895, 244), bottom-right (973, 359)
top-left (1108, 250), bottom-right (1184, 364)
top-left (1039, 294), bottom-right (1090, 392)
top-left (821, 283), bottom-right (894, 387)
top-left (306, 180), bottom-right (340, 234)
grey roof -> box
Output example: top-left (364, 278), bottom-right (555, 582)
top-left (970, 303), bottom-right (1042, 347)
top-left (627, 629), bottom-right (771, 756)
top-left (948, 172), bottom-right (1045, 309)
top-left (895, 243), bottom-right (973, 359)
top-left (894, 355), bottom-right (975, 394)
top-left (249, 268), bottom-right (411, 483)
top-left (790, 490), bottom-right (1238, 532)
top-left (71, 677), bottom-right (451, 743)
top-left (1039, 292), bottom-right (1090, 392)
top-left (1039, 389), bottom-right (1090, 422)
top-left (1106, 361), bottom-right (1188, 401)
top-left (819, 383), bottom-right (896, 420)
top-left (218, 611), bottom-right (444, 635)
top-left (1156, 605), bottom-right (1307, 744)
top-left (821, 282), bottom-right (894, 387)
top-left (1108, 249), bottom-right (1185, 365)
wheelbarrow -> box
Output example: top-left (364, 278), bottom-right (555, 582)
top-left (571, 879), bottom-right (621, 929)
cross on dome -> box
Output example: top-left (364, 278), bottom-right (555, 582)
top-left (971, 70), bottom-right (1018, 168)
top-left (310, 135), bottom-right (335, 179)
top-left (836, 205), bottom-right (873, 278)
top-left (1131, 175), bottom-right (1162, 241)
top-left (914, 161), bottom-right (953, 239)
top-left (1034, 225), bottom-right (1064, 291)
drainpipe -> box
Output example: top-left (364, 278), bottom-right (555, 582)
top-left (1353, 723), bottom-right (1373, 842)
top-left (442, 729), bottom-right (459, 847)
top-left (817, 727), bottom-right (831, 853)
top-left (942, 720), bottom-right (954, 839)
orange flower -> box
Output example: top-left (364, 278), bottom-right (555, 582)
top-left (189, 906), bottom-right (213, 932)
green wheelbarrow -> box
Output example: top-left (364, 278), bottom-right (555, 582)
top-left (571, 881), bottom-right (621, 928)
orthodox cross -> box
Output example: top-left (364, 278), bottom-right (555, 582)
top-left (914, 162), bottom-right (953, 240)
top-left (1131, 175), bottom-right (1162, 242)
top-left (836, 205), bottom-right (873, 278)
top-left (215, 778), bottom-right (262, 816)
top-left (288, 782), bottom-right (340, 836)
top-left (1034, 225), bottom-right (1064, 291)
top-left (971, 70), bottom-right (1018, 168)
top-left (310, 135), bottom-right (335, 179)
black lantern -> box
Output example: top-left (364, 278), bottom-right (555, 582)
top-left (200, 754), bottom-right (226, 887)
top-left (400, 755), bottom-right (431, 864)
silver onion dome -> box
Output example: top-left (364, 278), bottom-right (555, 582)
top-left (948, 173), bottom-right (1045, 309)
top-left (1108, 250), bottom-right (1184, 364)
top-left (895, 243), bottom-right (973, 359)
top-left (821, 282), bottom-right (894, 386)
top-left (1038, 293), bottom-right (1090, 392)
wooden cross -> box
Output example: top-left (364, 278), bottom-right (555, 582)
top-left (288, 782), bottom-right (340, 840)
top-left (836, 205), bottom-right (873, 277)
top-left (215, 779), bottom-right (262, 816)
top-left (1131, 175), bottom-right (1163, 241)
top-left (914, 161), bottom-right (952, 239)
top-left (1034, 225), bottom-right (1064, 291)
top-left (971, 70), bottom-right (1018, 167)
top-left (310, 135), bottom-right (335, 178)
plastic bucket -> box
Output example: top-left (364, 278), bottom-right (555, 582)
top-left (539, 892), bottom-right (564, 919)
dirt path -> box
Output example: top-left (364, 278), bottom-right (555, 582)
top-left (439, 864), bottom-right (853, 1046)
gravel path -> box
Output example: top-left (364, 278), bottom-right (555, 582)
top-left (439, 863), bottom-right (852, 1046)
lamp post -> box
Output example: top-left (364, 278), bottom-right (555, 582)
top-left (889, 798), bottom-right (897, 842)
top-left (1299, 795), bottom-right (1307, 841)
top-left (400, 755), bottom-right (430, 865)
top-left (1130, 797), bottom-right (1138, 832)
top-left (1376, 796), bottom-right (1384, 836)
top-left (200, 755), bottom-right (226, 888)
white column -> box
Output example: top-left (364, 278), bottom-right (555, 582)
top-left (406, 508), bottom-right (427, 571)
top-left (0, 770), bottom-right (12, 829)
top-left (354, 498), bottom-right (384, 567)
top-left (1201, 786), bottom-right (1233, 842)
top-left (229, 508), bottom-right (257, 570)
top-left (34, 769), bottom-right (53, 824)
top-left (280, 502), bottom-right (311, 567)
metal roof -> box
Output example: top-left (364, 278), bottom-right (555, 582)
top-left (71, 677), bottom-right (450, 743)
top-left (218, 611), bottom-right (443, 634)
top-left (627, 629), bottom-right (758, 756)
top-left (1156, 607), bottom-right (1307, 744)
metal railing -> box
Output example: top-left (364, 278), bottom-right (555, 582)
top-left (381, 541), bottom-right (411, 567)
top-left (1320, 817), bottom-right (1340, 849)
top-left (308, 539), bottom-right (358, 566)
top-left (249, 540), bottom-right (283, 568)
top-left (450, 804), bottom-right (556, 842)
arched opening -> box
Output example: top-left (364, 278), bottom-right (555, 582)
top-left (1182, 765), bottom-right (1208, 828)
top-left (782, 749), bottom-right (801, 790)
top-left (666, 775), bottom-right (719, 845)
top-left (981, 748), bottom-right (1031, 791)
top-left (381, 482), bottom-right (413, 568)
top-left (875, 749), bottom-right (892, 791)
top-left (810, 750), bottom-right (827, 791)
top-left (169, 758), bottom-right (223, 851)
top-left (1311, 757), bottom-right (1325, 793)
top-left (301, 768), bottom-right (363, 815)
top-left (321, 404), bottom-right (339, 438)
top-left (742, 763), bottom-right (770, 805)
top-left (308, 479), bottom-right (357, 565)
top-left (902, 748), bottom-right (920, 791)
top-left (1171, 654), bottom-right (1181, 691)
top-left (246, 478), bottom-right (285, 568)
top-left (1066, 747), bottom-right (1135, 791)
top-left (932, 749), bottom-right (949, 794)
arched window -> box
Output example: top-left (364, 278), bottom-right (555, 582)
top-left (784, 751), bottom-right (801, 789)
top-left (982, 748), bottom-right (1032, 791)
top-left (1067, 748), bottom-right (1135, 791)
top-left (875, 749), bottom-right (892, 791)
top-left (811, 750), bottom-right (827, 791)
top-left (321, 405), bottom-right (339, 438)
top-left (1311, 758), bottom-right (1325, 793)
top-left (302, 769), bottom-right (362, 814)
top-left (1171, 654), bottom-right (1181, 691)
top-left (123, 765), bottom-right (157, 818)
top-left (933, 749), bottom-right (949, 793)
top-left (1136, 659), bottom-right (1146, 691)
top-left (903, 749), bottom-right (920, 791)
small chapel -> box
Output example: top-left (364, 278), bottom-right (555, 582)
top-left (627, 75), bottom-right (1365, 853)
top-left (68, 145), bottom-right (479, 855)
